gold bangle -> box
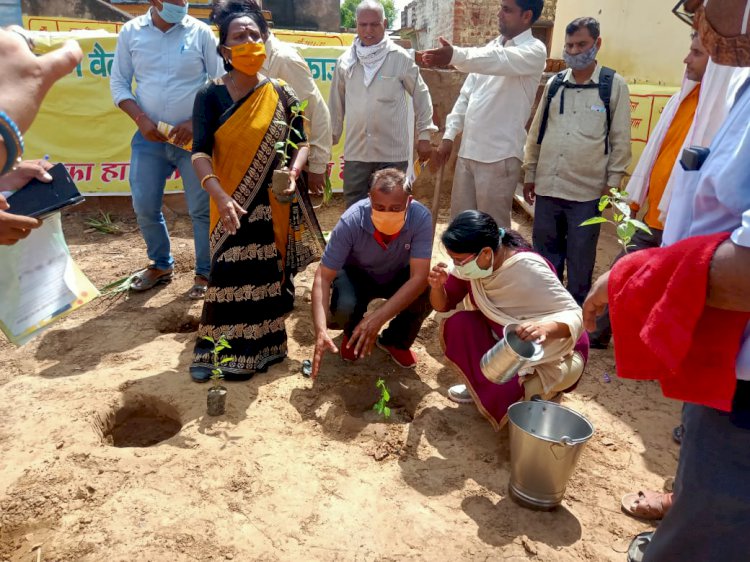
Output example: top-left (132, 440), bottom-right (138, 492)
top-left (200, 174), bottom-right (220, 190)
top-left (191, 152), bottom-right (212, 164)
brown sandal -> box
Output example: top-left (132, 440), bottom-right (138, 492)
top-left (621, 490), bottom-right (673, 520)
top-left (129, 265), bottom-right (173, 292)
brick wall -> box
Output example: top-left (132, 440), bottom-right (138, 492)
top-left (453, 0), bottom-right (501, 46)
top-left (404, 0), bottom-right (558, 49)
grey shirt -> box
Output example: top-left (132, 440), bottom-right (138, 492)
top-left (329, 42), bottom-right (437, 163)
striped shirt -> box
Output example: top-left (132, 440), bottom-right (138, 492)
top-left (329, 42), bottom-right (437, 163)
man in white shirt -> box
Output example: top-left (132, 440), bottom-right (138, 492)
top-left (422, 0), bottom-right (547, 229)
top-left (329, 0), bottom-right (437, 207)
top-left (252, 1), bottom-right (332, 196)
top-left (584, 1), bottom-right (750, 559)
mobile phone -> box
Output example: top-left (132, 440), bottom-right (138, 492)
top-left (680, 146), bottom-right (711, 171)
top-left (6, 163), bottom-right (85, 219)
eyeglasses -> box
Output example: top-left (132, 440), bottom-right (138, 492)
top-left (672, 0), bottom-right (696, 26)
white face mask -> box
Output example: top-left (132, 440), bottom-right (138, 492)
top-left (453, 249), bottom-right (494, 280)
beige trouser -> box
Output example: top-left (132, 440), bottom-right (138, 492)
top-left (450, 156), bottom-right (522, 229)
top-left (522, 351), bottom-right (586, 401)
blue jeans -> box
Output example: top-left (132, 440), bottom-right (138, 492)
top-left (532, 195), bottom-right (601, 305)
top-left (129, 131), bottom-right (210, 277)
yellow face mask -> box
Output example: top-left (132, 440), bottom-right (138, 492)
top-left (228, 42), bottom-right (266, 76)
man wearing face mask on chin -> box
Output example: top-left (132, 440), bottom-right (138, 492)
top-left (582, 1), bottom-right (750, 560)
top-left (111, 0), bottom-right (223, 299)
top-left (523, 17), bottom-right (632, 307)
top-left (310, 168), bottom-right (433, 379)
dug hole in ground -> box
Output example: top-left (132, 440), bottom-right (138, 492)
top-left (0, 194), bottom-right (680, 561)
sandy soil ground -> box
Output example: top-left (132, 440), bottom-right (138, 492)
top-left (0, 195), bottom-right (681, 561)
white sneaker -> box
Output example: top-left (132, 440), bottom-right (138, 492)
top-left (448, 384), bottom-right (474, 404)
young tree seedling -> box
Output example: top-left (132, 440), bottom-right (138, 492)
top-left (580, 188), bottom-right (652, 253)
top-left (273, 99), bottom-right (309, 169)
top-left (373, 378), bottom-right (391, 419)
top-left (202, 334), bottom-right (234, 388)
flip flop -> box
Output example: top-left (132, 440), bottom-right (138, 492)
top-left (188, 276), bottom-right (209, 300)
top-left (627, 531), bottom-right (654, 562)
top-left (621, 490), bottom-right (673, 520)
top-left (129, 266), bottom-right (173, 292)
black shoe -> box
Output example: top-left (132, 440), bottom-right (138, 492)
top-left (589, 338), bottom-right (610, 350)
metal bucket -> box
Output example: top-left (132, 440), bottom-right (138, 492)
top-left (480, 323), bottom-right (544, 384)
top-left (507, 399), bottom-right (594, 510)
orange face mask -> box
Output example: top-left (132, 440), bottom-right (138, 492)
top-left (371, 198), bottom-right (409, 236)
top-left (228, 42), bottom-right (266, 76)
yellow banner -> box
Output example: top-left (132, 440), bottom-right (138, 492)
top-left (23, 26), bottom-right (347, 195)
top-left (24, 16), bottom-right (356, 46)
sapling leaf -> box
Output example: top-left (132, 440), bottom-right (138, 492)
top-left (617, 222), bottom-right (636, 242)
top-left (598, 196), bottom-right (611, 212)
top-left (288, 141), bottom-right (299, 150)
top-left (613, 200), bottom-right (631, 218)
top-left (383, 406), bottom-right (391, 419)
top-left (580, 217), bottom-right (609, 227)
top-left (630, 219), bottom-right (652, 234)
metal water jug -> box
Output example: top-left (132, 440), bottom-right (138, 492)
top-left (480, 323), bottom-right (544, 384)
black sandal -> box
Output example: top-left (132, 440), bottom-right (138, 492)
top-left (188, 275), bottom-right (209, 300)
top-left (627, 531), bottom-right (654, 562)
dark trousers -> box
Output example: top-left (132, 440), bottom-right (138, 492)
top-left (532, 195), bottom-right (601, 305)
top-left (342, 160), bottom-right (408, 208)
top-left (590, 227), bottom-right (663, 345)
top-left (643, 381), bottom-right (750, 561)
top-left (329, 266), bottom-right (431, 349)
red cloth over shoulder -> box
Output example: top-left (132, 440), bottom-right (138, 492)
top-left (609, 232), bottom-right (750, 411)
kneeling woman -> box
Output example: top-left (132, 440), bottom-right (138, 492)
top-left (429, 211), bottom-right (588, 429)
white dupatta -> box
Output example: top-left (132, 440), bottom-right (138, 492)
top-left (464, 252), bottom-right (584, 392)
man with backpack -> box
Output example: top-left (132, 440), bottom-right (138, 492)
top-left (523, 17), bottom-right (631, 306)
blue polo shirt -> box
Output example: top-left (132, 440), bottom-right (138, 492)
top-left (321, 199), bottom-right (433, 284)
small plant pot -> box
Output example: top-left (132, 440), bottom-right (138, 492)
top-left (272, 168), bottom-right (292, 203)
top-left (207, 386), bottom-right (227, 416)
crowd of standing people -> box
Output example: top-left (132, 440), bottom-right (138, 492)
top-left (0, 0), bottom-right (748, 559)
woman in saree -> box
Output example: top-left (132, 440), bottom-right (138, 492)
top-left (429, 211), bottom-right (589, 429)
top-left (189, 0), bottom-right (325, 382)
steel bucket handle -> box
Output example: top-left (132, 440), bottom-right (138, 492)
top-left (550, 435), bottom-right (574, 461)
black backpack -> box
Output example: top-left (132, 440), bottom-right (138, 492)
top-left (535, 66), bottom-right (616, 155)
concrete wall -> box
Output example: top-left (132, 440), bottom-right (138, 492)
top-left (263, 0), bottom-right (339, 32)
top-left (403, 0), bottom-right (456, 50)
top-left (22, 0), bottom-right (131, 21)
top-left (551, 0), bottom-right (691, 86)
